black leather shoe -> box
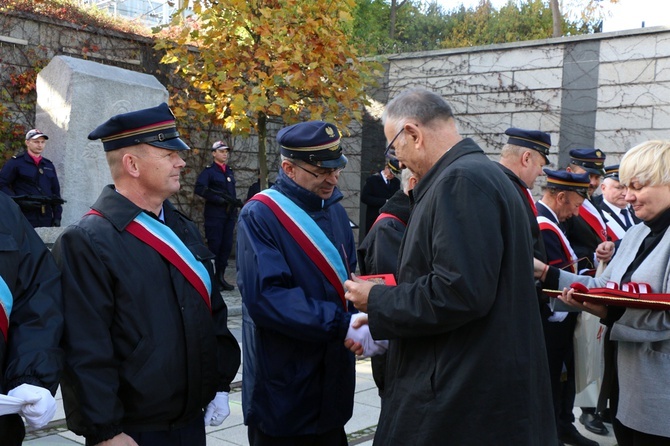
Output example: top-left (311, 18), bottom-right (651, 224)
top-left (219, 278), bottom-right (234, 291)
top-left (579, 412), bottom-right (609, 435)
top-left (558, 424), bottom-right (599, 446)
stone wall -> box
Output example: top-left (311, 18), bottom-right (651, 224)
top-left (4, 10), bottom-right (670, 240)
top-left (379, 26), bottom-right (670, 197)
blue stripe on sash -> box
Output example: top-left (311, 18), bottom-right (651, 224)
top-left (261, 189), bottom-right (348, 284)
top-left (134, 213), bottom-right (212, 298)
top-left (0, 275), bottom-right (11, 318)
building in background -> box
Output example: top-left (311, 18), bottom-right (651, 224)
top-left (77, 0), bottom-right (182, 26)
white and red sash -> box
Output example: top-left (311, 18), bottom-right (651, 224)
top-left (520, 185), bottom-right (538, 216)
top-left (251, 189), bottom-right (349, 309)
top-left (579, 200), bottom-right (608, 242)
top-left (87, 209), bottom-right (212, 311)
top-left (0, 276), bottom-right (11, 340)
top-left (537, 216), bottom-right (578, 273)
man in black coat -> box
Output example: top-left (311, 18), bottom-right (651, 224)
top-left (360, 162), bottom-right (400, 234)
top-left (0, 192), bottom-right (63, 445)
top-left (357, 168), bottom-right (417, 397)
top-left (345, 88), bottom-right (556, 445)
top-left (54, 104), bottom-right (240, 446)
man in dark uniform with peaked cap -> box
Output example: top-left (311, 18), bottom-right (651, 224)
top-left (536, 169), bottom-right (600, 446)
top-left (564, 148), bottom-right (615, 435)
top-left (237, 120), bottom-right (377, 446)
top-left (53, 103), bottom-right (241, 446)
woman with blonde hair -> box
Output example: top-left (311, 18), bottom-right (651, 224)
top-left (535, 140), bottom-right (670, 445)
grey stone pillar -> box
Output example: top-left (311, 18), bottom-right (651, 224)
top-left (36, 55), bottom-right (168, 226)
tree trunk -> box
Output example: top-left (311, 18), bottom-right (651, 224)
top-left (257, 113), bottom-right (268, 191)
top-left (550, 0), bottom-right (562, 37)
top-left (389, 0), bottom-right (397, 40)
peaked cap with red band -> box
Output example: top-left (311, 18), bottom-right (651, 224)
top-left (88, 103), bottom-right (190, 152)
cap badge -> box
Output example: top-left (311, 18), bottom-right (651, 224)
top-left (325, 127), bottom-right (335, 138)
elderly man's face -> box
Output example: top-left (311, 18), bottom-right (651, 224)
top-left (601, 178), bottom-right (627, 208)
top-left (557, 191), bottom-right (585, 222)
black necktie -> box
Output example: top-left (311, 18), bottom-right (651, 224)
top-left (620, 208), bottom-right (631, 229)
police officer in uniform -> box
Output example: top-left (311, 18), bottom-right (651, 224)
top-left (0, 129), bottom-right (63, 227)
top-left (195, 140), bottom-right (242, 291)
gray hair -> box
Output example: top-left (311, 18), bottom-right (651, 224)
top-left (381, 88), bottom-right (454, 133)
top-left (400, 167), bottom-right (414, 191)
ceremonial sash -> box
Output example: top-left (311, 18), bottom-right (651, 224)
top-left (251, 190), bottom-right (349, 309)
top-left (605, 215), bottom-right (624, 242)
top-left (538, 216), bottom-right (578, 273)
top-left (87, 210), bottom-right (212, 311)
top-left (372, 212), bottom-right (406, 228)
top-left (519, 185), bottom-right (538, 216)
top-left (0, 276), bottom-right (12, 340)
top-left (579, 200), bottom-right (608, 242)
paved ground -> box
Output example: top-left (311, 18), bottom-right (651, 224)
top-left (23, 280), bottom-right (618, 445)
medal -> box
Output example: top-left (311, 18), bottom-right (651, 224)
top-left (227, 177), bottom-right (231, 182)
top-left (39, 168), bottom-right (43, 174)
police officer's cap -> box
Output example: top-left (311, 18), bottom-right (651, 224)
top-left (569, 148), bottom-right (606, 175)
top-left (212, 140), bottom-right (230, 151)
top-left (277, 121), bottom-right (347, 169)
top-left (544, 168), bottom-right (590, 198)
top-left (88, 103), bottom-right (190, 152)
top-left (26, 129), bottom-right (48, 140)
top-left (604, 164), bottom-right (620, 181)
top-left (505, 127), bottom-right (551, 163)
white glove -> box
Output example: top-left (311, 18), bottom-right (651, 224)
top-left (346, 313), bottom-right (389, 358)
top-left (7, 383), bottom-right (57, 428)
top-left (204, 391), bottom-right (230, 426)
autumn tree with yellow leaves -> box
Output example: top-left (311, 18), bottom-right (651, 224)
top-left (155, 0), bottom-right (380, 189)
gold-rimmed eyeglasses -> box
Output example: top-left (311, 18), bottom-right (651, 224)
top-left (292, 162), bottom-right (344, 179)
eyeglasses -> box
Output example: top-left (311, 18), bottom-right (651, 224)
top-left (292, 162), bottom-right (344, 179)
top-left (384, 127), bottom-right (405, 159)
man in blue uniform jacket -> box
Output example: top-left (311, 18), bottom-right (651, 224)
top-left (237, 120), bottom-right (380, 446)
top-left (0, 129), bottom-right (63, 227)
top-left (195, 140), bottom-right (242, 291)
top-left (53, 103), bottom-right (241, 446)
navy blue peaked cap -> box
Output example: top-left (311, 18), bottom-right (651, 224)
top-left (88, 103), bottom-right (190, 152)
top-left (544, 168), bottom-right (590, 198)
top-left (604, 164), bottom-right (620, 180)
top-left (386, 157), bottom-right (402, 175)
top-left (277, 121), bottom-right (347, 169)
top-left (505, 127), bottom-right (551, 163)
top-left (569, 148), bottom-right (606, 175)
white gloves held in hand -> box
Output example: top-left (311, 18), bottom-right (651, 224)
top-left (346, 312), bottom-right (388, 358)
top-left (8, 383), bottom-right (57, 429)
top-left (204, 391), bottom-right (230, 426)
